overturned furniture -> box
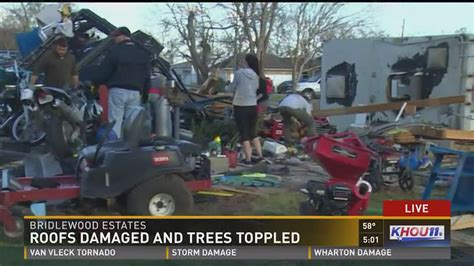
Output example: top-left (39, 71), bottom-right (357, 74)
top-left (422, 146), bottom-right (474, 213)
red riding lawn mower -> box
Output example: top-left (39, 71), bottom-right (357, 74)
top-left (300, 132), bottom-right (375, 216)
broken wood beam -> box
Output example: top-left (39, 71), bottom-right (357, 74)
top-left (411, 126), bottom-right (474, 141)
top-left (314, 96), bottom-right (466, 117)
top-left (452, 214), bottom-right (474, 231)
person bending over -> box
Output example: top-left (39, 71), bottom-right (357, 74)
top-left (278, 93), bottom-right (316, 145)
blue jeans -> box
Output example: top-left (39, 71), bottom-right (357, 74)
top-left (108, 87), bottom-right (141, 138)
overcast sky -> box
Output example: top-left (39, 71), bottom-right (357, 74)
top-left (73, 2), bottom-right (474, 37)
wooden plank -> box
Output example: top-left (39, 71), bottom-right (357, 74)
top-left (442, 129), bottom-right (474, 140)
top-left (404, 104), bottom-right (417, 115)
top-left (411, 126), bottom-right (474, 140)
top-left (314, 96), bottom-right (466, 117)
top-left (452, 215), bottom-right (474, 231)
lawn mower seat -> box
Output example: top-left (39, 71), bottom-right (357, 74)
top-left (80, 107), bottom-right (147, 163)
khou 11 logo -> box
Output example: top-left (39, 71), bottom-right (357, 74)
top-left (389, 225), bottom-right (445, 242)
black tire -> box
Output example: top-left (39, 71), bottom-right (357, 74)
top-left (399, 167), bottom-right (414, 191)
top-left (126, 174), bottom-right (193, 216)
top-left (11, 112), bottom-right (46, 146)
top-left (0, 206), bottom-right (32, 241)
top-left (365, 160), bottom-right (384, 193)
top-left (45, 116), bottom-right (75, 158)
top-left (299, 201), bottom-right (317, 215)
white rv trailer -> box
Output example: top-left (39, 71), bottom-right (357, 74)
top-left (319, 34), bottom-right (474, 131)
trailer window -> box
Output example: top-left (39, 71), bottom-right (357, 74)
top-left (387, 73), bottom-right (427, 103)
top-left (426, 47), bottom-right (448, 71)
top-left (326, 75), bottom-right (346, 99)
top-left (325, 62), bottom-right (357, 107)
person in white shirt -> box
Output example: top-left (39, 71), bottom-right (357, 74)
top-left (278, 93), bottom-right (316, 144)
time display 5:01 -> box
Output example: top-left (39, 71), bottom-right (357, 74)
top-left (362, 235), bottom-right (380, 244)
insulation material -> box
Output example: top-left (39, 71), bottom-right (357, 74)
top-left (326, 75), bottom-right (346, 99)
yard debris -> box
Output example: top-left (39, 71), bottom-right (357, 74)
top-left (262, 140), bottom-right (288, 155)
top-left (224, 162), bottom-right (289, 176)
top-left (216, 185), bottom-right (262, 196)
top-left (451, 214), bottom-right (474, 231)
top-left (196, 190), bottom-right (234, 197)
top-left (391, 131), bottom-right (417, 144)
top-left (212, 173), bottom-right (282, 187)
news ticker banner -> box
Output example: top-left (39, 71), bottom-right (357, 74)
top-left (23, 200), bottom-right (451, 260)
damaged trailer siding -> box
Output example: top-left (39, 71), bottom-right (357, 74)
top-left (319, 34), bottom-right (474, 131)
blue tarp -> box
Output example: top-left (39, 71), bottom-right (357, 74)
top-left (15, 28), bottom-right (43, 58)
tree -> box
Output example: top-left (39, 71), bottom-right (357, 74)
top-left (269, 10), bottom-right (292, 57)
top-left (0, 3), bottom-right (77, 50)
top-left (0, 27), bottom-right (19, 50)
top-left (455, 27), bottom-right (467, 34)
top-left (230, 3), bottom-right (279, 76)
top-left (0, 3), bottom-right (45, 31)
top-left (281, 3), bottom-right (383, 92)
top-left (160, 39), bottom-right (180, 65)
top-left (159, 3), bottom-right (226, 84)
top-left (214, 6), bottom-right (246, 70)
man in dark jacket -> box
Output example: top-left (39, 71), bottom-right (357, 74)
top-left (93, 27), bottom-right (151, 138)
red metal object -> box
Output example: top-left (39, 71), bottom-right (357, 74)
top-left (0, 175), bottom-right (212, 232)
top-left (270, 118), bottom-right (284, 140)
top-left (310, 132), bottom-right (373, 181)
top-left (186, 179), bottom-right (212, 192)
top-left (304, 131), bottom-right (374, 215)
top-left (260, 116), bottom-right (284, 140)
top-left (98, 85), bottom-right (109, 123)
top-left (264, 116), bottom-right (333, 141)
top-left (0, 175), bottom-right (80, 232)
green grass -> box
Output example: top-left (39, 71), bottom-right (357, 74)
top-left (0, 172), bottom-right (464, 265)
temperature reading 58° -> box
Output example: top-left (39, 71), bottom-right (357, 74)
top-left (359, 220), bottom-right (383, 233)
top-left (363, 222), bottom-right (376, 230)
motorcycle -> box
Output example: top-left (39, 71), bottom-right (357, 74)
top-left (20, 84), bottom-right (102, 158)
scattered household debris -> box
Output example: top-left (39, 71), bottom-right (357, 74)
top-left (196, 190), bottom-right (234, 197)
top-left (452, 214), bottom-right (474, 231)
top-left (212, 173), bottom-right (282, 187)
top-left (263, 140), bottom-right (288, 155)
top-left (422, 146), bottom-right (474, 213)
top-left (411, 126), bottom-right (474, 141)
